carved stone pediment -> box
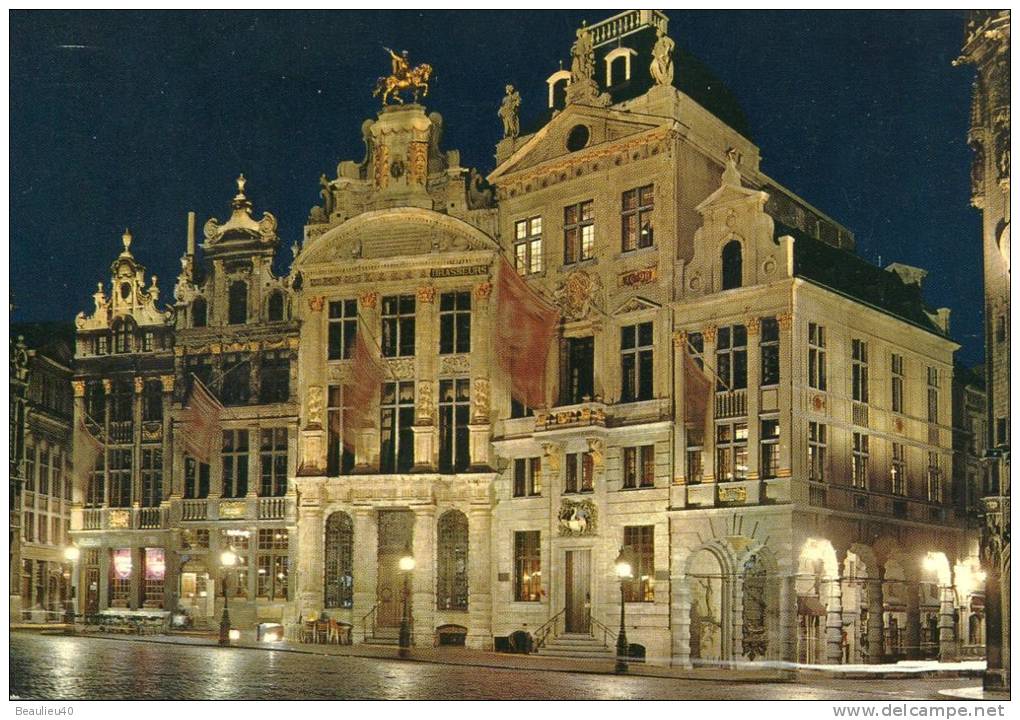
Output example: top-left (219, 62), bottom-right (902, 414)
top-left (554, 269), bottom-right (604, 321)
top-left (612, 295), bottom-right (660, 315)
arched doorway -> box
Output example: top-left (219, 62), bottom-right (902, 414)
top-left (688, 547), bottom-right (726, 663)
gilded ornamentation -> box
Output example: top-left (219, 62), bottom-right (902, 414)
top-left (776, 312), bottom-right (793, 331)
top-left (718, 486), bottom-right (747, 503)
top-left (558, 498), bottom-right (597, 537)
top-left (72, 380), bottom-right (86, 398)
top-left (359, 291), bottom-right (379, 310)
top-left (619, 266), bottom-right (657, 288)
top-left (374, 49), bottom-right (432, 106)
top-left (439, 354), bottom-right (470, 375)
top-left (416, 381), bottom-right (435, 424)
top-left (108, 510), bottom-right (131, 529)
top-left (219, 501), bottom-right (247, 519)
top-left (308, 296), bottom-right (325, 313)
top-left (702, 326), bottom-right (717, 343)
top-left (473, 282), bottom-right (493, 303)
top-left (134, 377), bottom-right (145, 393)
top-left (554, 269), bottom-right (604, 321)
top-left (541, 442), bottom-right (562, 473)
top-left (416, 285), bottom-right (436, 304)
top-left (408, 141), bottom-right (428, 183)
top-left (672, 330), bottom-right (687, 349)
top-left (160, 375), bottom-right (175, 393)
top-left (307, 385), bottom-right (324, 427)
top-left (102, 379), bottom-right (112, 393)
top-left (587, 438), bottom-right (604, 471)
top-left (374, 144), bottom-right (390, 190)
top-left (472, 378), bottom-right (490, 422)
top-left (387, 357), bottom-right (415, 379)
top-left (746, 316), bottom-right (761, 335)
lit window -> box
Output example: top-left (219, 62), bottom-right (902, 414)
top-left (514, 217), bottom-right (543, 275)
top-left (564, 200), bottom-right (594, 264)
top-left (622, 185), bottom-right (654, 251)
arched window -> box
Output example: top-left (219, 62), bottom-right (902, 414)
top-left (267, 291), bottom-right (285, 322)
top-left (552, 80), bottom-right (568, 111)
top-left (722, 240), bottom-right (743, 290)
top-left (113, 318), bottom-right (133, 353)
top-left (324, 512), bottom-right (354, 609)
top-left (437, 510), bottom-right (469, 611)
top-left (742, 554), bottom-right (768, 660)
top-left (192, 297), bottom-right (207, 328)
top-left (228, 281), bottom-right (248, 325)
top-left (610, 55), bottom-right (628, 86)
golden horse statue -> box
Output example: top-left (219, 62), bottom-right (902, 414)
top-left (374, 62), bottom-right (432, 105)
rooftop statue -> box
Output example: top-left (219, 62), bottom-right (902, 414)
top-left (650, 27), bottom-right (675, 86)
top-left (570, 25), bottom-right (594, 83)
top-left (374, 47), bottom-right (433, 106)
top-left (498, 84), bottom-right (521, 139)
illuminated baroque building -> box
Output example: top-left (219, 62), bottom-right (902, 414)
top-left (957, 9), bottom-right (1010, 691)
top-left (68, 10), bottom-right (985, 666)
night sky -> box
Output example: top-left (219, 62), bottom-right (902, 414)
top-left (10, 10), bottom-right (983, 365)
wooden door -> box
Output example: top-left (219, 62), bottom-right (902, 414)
top-left (85, 568), bottom-right (100, 615)
top-left (564, 550), bottom-right (591, 634)
top-left (376, 551), bottom-right (403, 627)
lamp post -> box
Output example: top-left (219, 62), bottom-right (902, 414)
top-left (63, 545), bottom-right (80, 634)
top-left (614, 546), bottom-right (634, 674)
top-left (219, 548), bottom-right (237, 647)
top-left (398, 547), bottom-right (416, 658)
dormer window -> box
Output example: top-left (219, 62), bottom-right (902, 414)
top-left (267, 290), bottom-right (285, 322)
top-left (228, 281), bottom-right (248, 325)
top-left (113, 318), bottom-right (134, 354)
top-left (604, 47), bottom-right (637, 87)
top-left (119, 282), bottom-right (132, 301)
top-left (546, 69), bottom-right (571, 111)
top-left (722, 240), bottom-right (743, 290)
top-left (192, 297), bottom-right (207, 328)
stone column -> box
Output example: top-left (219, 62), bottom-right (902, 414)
top-left (905, 579), bottom-right (921, 660)
top-left (779, 573), bottom-right (798, 662)
top-left (776, 312), bottom-right (794, 477)
top-left (352, 508), bottom-right (378, 637)
top-left (102, 379), bottom-right (112, 506)
top-left (411, 507), bottom-right (436, 646)
top-left (938, 581), bottom-right (958, 662)
top-left (71, 380), bottom-right (87, 509)
top-left (414, 286), bottom-right (438, 471)
top-left (247, 421), bottom-right (260, 498)
top-left (825, 575), bottom-right (844, 664)
top-left (469, 379), bottom-right (492, 469)
top-left (160, 375), bottom-right (175, 500)
top-left (467, 504), bottom-right (493, 649)
top-left (412, 381), bottom-right (436, 471)
top-left (671, 331), bottom-right (687, 497)
top-left (298, 501), bottom-right (324, 618)
top-left (470, 282), bottom-right (494, 470)
top-left (866, 576), bottom-right (885, 663)
top-left (301, 296), bottom-right (327, 475)
top-left (745, 317), bottom-right (761, 480)
top-left (701, 326), bottom-right (718, 483)
top-left (355, 292), bottom-right (381, 471)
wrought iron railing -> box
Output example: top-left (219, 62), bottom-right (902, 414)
top-left (589, 615), bottom-right (617, 649)
top-left (360, 601), bottom-right (383, 642)
top-left (533, 607), bottom-right (566, 650)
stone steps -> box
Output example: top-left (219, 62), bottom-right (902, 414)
top-left (537, 632), bottom-right (615, 659)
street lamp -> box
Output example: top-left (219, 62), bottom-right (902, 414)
top-left (614, 546), bottom-right (635, 674)
top-left (219, 548), bottom-right (237, 647)
top-left (398, 546), bottom-right (416, 658)
top-left (63, 545), bottom-right (80, 634)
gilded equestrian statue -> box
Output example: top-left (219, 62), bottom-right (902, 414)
top-left (375, 48), bottom-right (433, 105)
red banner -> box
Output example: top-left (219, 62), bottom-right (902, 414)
top-left (343, 322), bottom-right (386, 448)
top-left (181, 375), bottom-right (223, 464)
top-left (683, 350), bottom-right (714, 428)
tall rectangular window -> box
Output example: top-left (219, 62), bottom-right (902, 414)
top-left (808, 422), bottom-right (826, 482)
top-left (513, 531), bottom-right (541, 602)
top-left (565, 452), bottom-right (594, 493)
top-left (852, 432), bottom-right (869, 489)
top-left (927, 366), bottom-right (939, 424)
top-left (686, 426), bottom-right (704, 484)
top-left (221, 353), bottom-right (251, 406)
top-left (38, 448), bottom-right (50, 496)
top-left (563, 200), bottom-right (594, 264)
top-left (891, 442), bottom-right (906, 496)
top-left (108, 448), bottom-right (132, 507)
top-left (716, 325), bottom-right (748, 391)
top-left (143, 380), bottom-right (163, 422)
top-left (260, 428), bottom-right (288, 496)
top-left (24, 443), bottom-right (35, 492)
top-left (221, 531), bottom-right (249, 599)
top-left (327, 386), bottom-right (354, 476)
top-left (760, 317), bottom-right (780, 386)
top-left (716, 422), bottom-right (748, 481)
top-left (760, 418), bottom-right (780, 479)
top-left (622, 445), bottom-right (655, 489)
top-left (564, 336), bottom-right (595, 404)
top-left (140, 448), bottom-right (162, 507)
top-left (439, 291), bottom-right (471, 354)
top-left (851, 339), bottom-right (869, 403)
top-left (514, 217), bottom-right (543, 275)
top-left (622, 185), bottom-right (654, 251)
top-left (259, 351), bottom-right (290, 404)
top-left (257, 529), bottom-right (288, 600)
top-left (439, 378), bottom-right (470, 473)
top-left (513, 457), bottom-right (542, 497)
top-left (621, 322), bottom-right (654, 402)
top-left (184, 457), bottom-right (209, 499)
top-left (808, 323), bottom-right (827, 390)
top-left (221, 430), bottom-right (249, 498)
top-left (380, 381), bottom-right (415, 473)
top-left (927, 452), bottom-right (942, 503)
top-left (327, 299), bottom-right (357, 361)
top-left (86, 453), bottom-right (104, 506)
top-left (891, 354), bottom-right (904, 414)
top-left (381, 295), bottom-right (416, 357)
top-left (623, 525), bottom-right (654, 602)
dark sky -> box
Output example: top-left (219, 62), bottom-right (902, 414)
top-left (10, 10), bottom-right (983, 365)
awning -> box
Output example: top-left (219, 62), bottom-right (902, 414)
top-left (798, 596), bottom-right (827, 616)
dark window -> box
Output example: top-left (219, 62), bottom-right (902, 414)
top-left (852, 339), bottom-right (869, 403)
top-left (38, 448), bottom-right (50, 495)
top-left (437, 510), bottom-right (469, 611)
top-left (622, 185), bottom-right (654, 251)
top-left (140, 448), bottom-right (162, 507)
top-left (221, 354), bottom-right (251, 406)
top-left (327, 385), bottom-right (354, 476)
top-left (86, 453), bottom-right (104, 507)
top-left (324, 512), bottom-right (353, 609)
top-left (513, 457), bottom-right (542, 497)
top-left (108, 448), bottom-right (132, 507)
top-left (891, 442), bottom-right (906, 495)
top-left (192, 297), bottom-right (208, 328)
top-left (623, 445), bottom-right (655, 489)
top-left (381, 295), bottom-right (415, 357)
top-left (228, 281), bottom-right (248, 325)
top-left (927, 366), bottom-right (939, 424)
top-left (621, 322), bottom-right (653, 402)
top-left (565, 452), bottom-right (594, 493)
top-left (513, 531), bottom-right (541, 602)
top-left (565, 124), bottom-right (590, 152)
top-left (623, 525), bottom-right (654, 602)
top-left (808, 422), bottom-right (826, 482)
top-left (551, 80), bottom-right (567, 111)
top-left (852, 432), bottom-right (869, 489)
top-left (564, 336), bottom-right (595, 404)
top-left (260, 428), bottom-right (288, 496)
top-left (760, 317), bottom-right (780, 386)
top-left (259, 351), bottom-right (290, 404)
top-left (439, 291), bottom-right (471, 354)
top-left (221, 430), bottom-right (249, 498)
top-left (722, 240), bottom-right (742, 290)
top-left (760, 419), bottom-right (779, 479)
top-left (439, 379), bottom-right (470, 473)
top-left (143, 380), bottom-right (163, 422)
top-left (85, 381), bottom-right (105, 422)
top-left (564, 200), bottom-right (595, 264)
top-left (716, 422), bottom-right (748, 482)
top-left (996, 315), bottom-right (1007, 343)
top-left (142, 331), bottom-right (154, 352)
top-left (328, 299), bottom-right (357, 361)
top-left (380, 381), bottom-right (415, 473)
top-left (996, 417), bottom-right (1008, 446)
top-left (716, 325), bottom-right (747, 391)
top-left (808, 323), bottom-right (827, 390)
top-left (267, 291), bottom-right (285, 322)
top-left (95, 334), bottom-right (109, 355)
top-left (184, 457), bottom-right (209, 499)
top-left (514, 217), bottom-right (543, 275)
top-left (113, 319), bottom-right (133, 354)
top-left (510, 396), bottom-right (534, 419)
top-left (686, 426), bottom-right (704, 484)
top-left (185, 357), bottom-right (213, 398)
top-left (609, 55), bottom-right (627, 86)
top-left (891, 354), bottom-right (904, 414)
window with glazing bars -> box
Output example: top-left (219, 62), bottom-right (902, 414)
top-left (436, 511), bottom-right (469, 611)
top-left (221, 354), bottom-right (251, 406)
top-left (143, 380), bottom-right (163, 422)
top-left (716, 422), bottom-right (748, 481)
top-left (622, 445), bottom-right (655, 488)
top-left (260, 428), bottom-right (288, 496)
top-left (108, 448), bottom-right (132, 507)
top-left (221, 430), bottom-right (249, 498)
top-left (623, 525), bottom-right (654, 602)
top-left (621, 322), bottom-right (654, 402)
top-left (259, 351), bottom-right (290, 404)
top-left (891, 442), bottom-right (906, 495)
top-left (38, 448), bottom-right (50, 495)
top-left (324, 512), bottom-right (354, 608)
top-left (86, 454), bottom-right (104, 507)
top-left (565, 451), bottom-right (594, 493)
top-left (852, 432), bottom-right (869, 489)
top-left (257, 528), bottom-right (288, 599)
top-left (564, 200), bottom-right (594, 264)
top-left (808, 323), bottom-right (827, 390)
top-left (513, 457), bottom-right (542, 497)
top-left (327, 385), bottom-right (354, 476)
top-left (808, 422), bottom-right (826, 482)
top-left (927, 366), bottom-right (939, 424)
top-left (513, 531), bottom-right (541, 601)
top-left (716, 325), bottom-right (747, 391)
top-left (851, 339), bottom-right (869, 403)
top-left (514, 217), bottom-right (543, 275)
top-left (686, 426), bottom-right (704, 484)
top-left (141, 448), bottom-right (162, 507)
top-left (927, 452), bottom-right (942, 503)
top-left (184, 457), bottom-right (209, 499)
top-left (891, 354), bottom-right (904, 414)
top-left (760, 418), bottom-right (780, 479)
top-left (760, 317), bottom-right (780, 386)
top-left (439, 379), bottom-right (470, 473)
top-left (622, 185), bottom-right (654, 251)
top-left (328, 299), bottom-right (357, 360)
top-left (380, 381), bottom-right (415, 473)
top-left (439, 291), bottom-right (471, 354)
top-left (381, 295), bottom-right (416, 357)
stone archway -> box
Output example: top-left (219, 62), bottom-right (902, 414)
top-left (843, 543), bottom-right (883, 664)
top-left (686, 544), bottom-right (731, 664)
top-left (737, 546), bottom-right (780, 662)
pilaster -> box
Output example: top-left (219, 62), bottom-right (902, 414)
top-left (467, 505), bottom-right (493, 649)
top-left (411, 506), bottom-right (436, 645)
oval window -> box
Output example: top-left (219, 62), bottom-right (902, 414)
top-left (566, 125), bottom-right (590, 152)
top-left (120, 282), bottom-right (132, 300)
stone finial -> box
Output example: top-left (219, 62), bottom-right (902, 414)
top-left (122, 228), bottom-right (133, 254)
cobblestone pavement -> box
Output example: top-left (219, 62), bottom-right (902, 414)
top-left (10, 633), bottom-right (976, 701)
